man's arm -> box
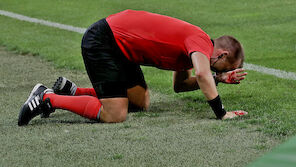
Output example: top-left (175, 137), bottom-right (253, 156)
top-left (173, 69), bottom-right (247, 93)
top-left (191, 52), bottom-right (218, 100)
top-left (190, 52), bottom-right (247, 119)
top-left (173, 70), bottom-right (199, 93)
top-left (173, 69), bottom-right (248, 93)
top-left (173, 71), bottom-right (219, 93)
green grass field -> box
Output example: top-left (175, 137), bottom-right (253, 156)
top-left (0, 0), bottom-right (295, 166)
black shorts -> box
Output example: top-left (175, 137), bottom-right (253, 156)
top-left (81, 18), bottom-right (147, 99)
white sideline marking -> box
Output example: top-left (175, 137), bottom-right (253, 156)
top-left (1, 9), bottom-right (296, 80)
top-left (0, 10), bottom-right (86, 34)
top-left (245, 63), bottom-right (296, 80)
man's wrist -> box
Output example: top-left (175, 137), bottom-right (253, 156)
top-left (207, 95), bottom-right (226, 119)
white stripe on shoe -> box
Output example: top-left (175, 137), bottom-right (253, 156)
top-left (31, 100), bottom-right (36, 108)
top-left (28, 102), bottom-right (33, 111)
top-left (35, 96), bottom-right (40, 105)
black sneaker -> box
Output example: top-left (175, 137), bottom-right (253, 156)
top-left (52, 77), bottom-right (77, 95)
top-left (18, 84), bottom-right (53, 126)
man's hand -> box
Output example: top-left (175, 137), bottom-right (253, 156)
top-left (222, 110), bottom-right (248, 120)
top-left (216, 68), bottom-right (247, 84)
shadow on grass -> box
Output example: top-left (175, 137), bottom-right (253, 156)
top-left (37, 119), bottom-right (98, 125)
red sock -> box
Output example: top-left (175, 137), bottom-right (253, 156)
top-left (75, 88), bottom-right (97, 97)
top-left (43, 93), bottom-right (102, 120)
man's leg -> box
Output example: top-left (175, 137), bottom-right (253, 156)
top-left (100, 98), bottom-right (128, 122)
top-left (75, 87), bottom-right (97, 97)
top-left (52, 77), bottom-right (97, 97)
top-left (127, 85), bottom-right (150, 110)
top-left (43, 93), bottom-right (128, 123)
top-left (52, 77), bottom-right (149, 113)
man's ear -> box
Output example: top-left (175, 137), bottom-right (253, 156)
top-left (220, 50), bottom-right (230, 60)
top-left (212, 48), bottom-right (229, 58)
top-left (221, 50), bottom-right (229, 56)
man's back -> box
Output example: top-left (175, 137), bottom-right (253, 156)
top-left (107, 10), bottom-right (213, 71)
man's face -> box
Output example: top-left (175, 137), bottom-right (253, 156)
top-left (210, 49), bottom-right (239, 72)
top-left (210, 55), bottom-right (228, 72)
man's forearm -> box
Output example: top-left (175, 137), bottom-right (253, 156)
top-left (174, 74), bottom-right (219, 93)
top-left (196, 72), bottom-right (218, 100)
top-left (190, 52), bottom-right (227, 119)
top-left (174, 76), bottom-right (199, 92)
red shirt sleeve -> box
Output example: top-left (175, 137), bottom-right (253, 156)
top-left (184, 35), bottom-right (213, 60)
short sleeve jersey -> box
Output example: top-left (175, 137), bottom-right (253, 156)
top-left (106, 10), bottom-right (213, 71)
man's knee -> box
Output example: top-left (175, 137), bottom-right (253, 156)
top-left (112, 109), bottom-right (127, 122)
top-left (127, 86), bottom-right (150, 110)
top-left (101, 108), bottom-right (128, 123)
top-left (143, 90), bottom-right (150, 110)
top-left (99, 98), bottom-right (128, 123)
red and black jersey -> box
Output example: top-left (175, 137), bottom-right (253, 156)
top-left (106, 10), bottom-right (213, 71)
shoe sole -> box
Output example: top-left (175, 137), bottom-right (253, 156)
top-left (53, 77), bottom-right (66, 92)
top-left (59, 77), bottom-right (67, 91)
top-left (53, 77), bottom-right (76, 95)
